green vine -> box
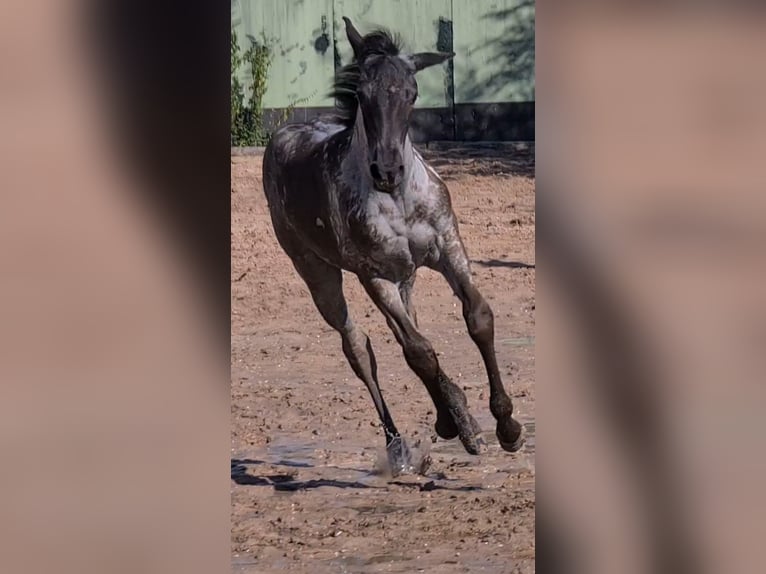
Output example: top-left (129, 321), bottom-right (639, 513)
top-left (231, 29), bottom-right (316, 146)
top-left (231, 30), bottom-right (273, 146)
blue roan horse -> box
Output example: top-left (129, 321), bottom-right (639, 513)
top-left (262, 17), bottom-right (523, 473)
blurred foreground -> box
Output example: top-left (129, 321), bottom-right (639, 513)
top-left (538, 5), bottom-right (766, 574)
top-left (0, 3), bottom-right (229, 574)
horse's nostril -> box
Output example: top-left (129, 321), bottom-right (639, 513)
top-left (398, 165), bottom-right (404, 174)
top-left (370, 163), bottom-right (382, 181)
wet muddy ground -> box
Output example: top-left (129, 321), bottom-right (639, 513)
top-left (231, 144), bottom-right (535, 573)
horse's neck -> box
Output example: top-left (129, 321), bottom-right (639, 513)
top-left (347, 114), bottom-right (370, 170)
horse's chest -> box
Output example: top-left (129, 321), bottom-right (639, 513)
top-left (346, 206), bottom-right (440, 281)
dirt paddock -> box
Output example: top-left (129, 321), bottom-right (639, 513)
top-left (231, 143), bottom-right (536, 573)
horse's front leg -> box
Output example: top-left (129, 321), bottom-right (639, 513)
top-left (436, 239), bottom-right (524, 452)
top-left (398, 274), bottom-right (418, 327)
top-left (361, 276), bottom-right (486, 455)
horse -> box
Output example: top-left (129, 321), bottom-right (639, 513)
top-left (262, 17), bottom-right (523, 474)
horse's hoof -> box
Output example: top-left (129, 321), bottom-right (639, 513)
top-left (458, 429), bottom-right (488, 455)
top-left (386, 436), bottom-right (415, 476)
top-left (459, 434), bottom-right (487, 455)
top-left (497, 418), bottom-right (524, 452)
top-left (498, 433), bottom-right (525, 452)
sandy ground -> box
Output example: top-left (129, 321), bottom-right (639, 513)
top-left (231, 144), bottom-right (535, 573)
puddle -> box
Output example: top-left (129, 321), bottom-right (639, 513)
top-left (265, 437), bottom-right (317, 467)
top-left (522, 421), bottom-right (535, 454)
top-left (233, 434), bottom-right (391, 490)
top-left (335, 553), bottom-right (409, 569)
top-left (326, 552), bottom-right (508, 574)
top-left (497, 336), bottom-right (535, 347)
top-left (232, 555), bottom-right (293, 574)
top-left (233, 418), bottom-right (535, 492)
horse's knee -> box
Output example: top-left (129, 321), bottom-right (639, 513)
top-left (465, 297), bottom-right (494, 342)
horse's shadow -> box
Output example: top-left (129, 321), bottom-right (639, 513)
top-left (473, 258), bottom-right (535, 270)
top-left (231, 458), bottom-right (377, 491)
top-left (231, 458), bottom-right (484, 492)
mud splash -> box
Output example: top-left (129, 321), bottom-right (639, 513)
top-left (233, 418), bottom-right (535, 496)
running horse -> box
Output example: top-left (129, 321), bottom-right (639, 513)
top-left (262, 17), bottom-right (523, 473)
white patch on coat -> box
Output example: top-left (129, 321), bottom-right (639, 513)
top-left (407, 153), bottom-right (443, 208)
top-left (414, 151), bottom-right (444, 186)
top-left (315, 217), bottom-right (325, 228)
top-left (408, 221), bottom-right (435, 249)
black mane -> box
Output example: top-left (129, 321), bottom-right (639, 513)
top-left (328, 29), bottom-right (403, 127)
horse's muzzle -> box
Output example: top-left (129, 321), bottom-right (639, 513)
top-left (373, 179), bottom-right (400, 193)
top-left (370, 162), bottom-right (404, 192)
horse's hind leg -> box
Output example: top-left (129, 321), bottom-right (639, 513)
top-left (286, 250), bottom-right (415, 473)
top-left (362, 276), bottom-right (485, 455)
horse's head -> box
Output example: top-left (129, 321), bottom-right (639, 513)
top-left (343, 17), bottom-right (453, 192)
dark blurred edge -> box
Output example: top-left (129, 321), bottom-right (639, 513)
top-left (262, 103), bottom-right (535, 142)
top-left (85, 0), bottom-right (230, 350)
top-left (536, 190), bottom-right (701, 574)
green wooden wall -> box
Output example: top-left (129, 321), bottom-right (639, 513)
top-left (453, 0), bottom-right (534, 103)
top-left (231, 0), bottom-right (534, 110)
top-left (333, 0), bottom-right (453, 108)
top-left (232, 0), bottom-right (335, 108)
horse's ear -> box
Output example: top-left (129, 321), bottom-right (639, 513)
top-left (342, 17), bottom-right (364, 59)
top-left (411, 51), bottom-right (455, 72)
